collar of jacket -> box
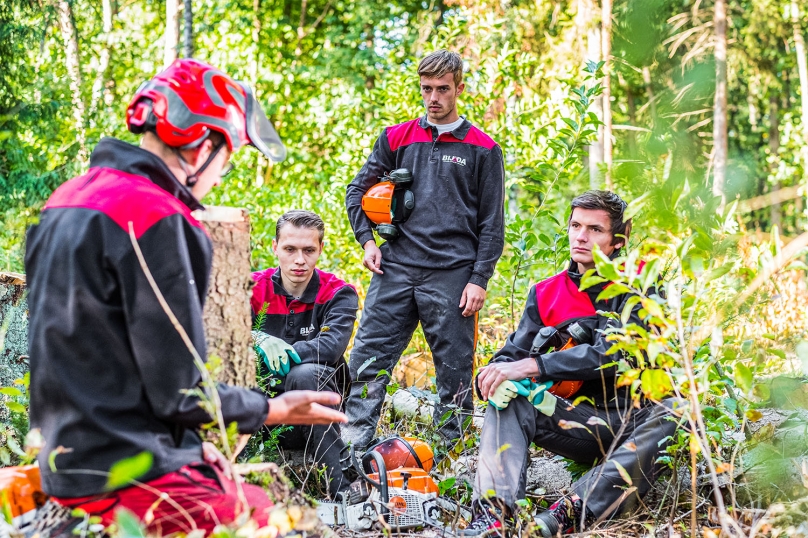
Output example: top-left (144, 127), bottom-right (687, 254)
top-left (89, 137), bottom-right (204, 212)
top-left (417, 115), bottom-right (472, 139)
top-left (271, 268), bottom-right (321, 303)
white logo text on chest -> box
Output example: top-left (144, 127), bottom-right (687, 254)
top-left (442, 155), bottom-right (467, 166)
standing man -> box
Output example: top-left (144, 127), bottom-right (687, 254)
top-left (343, 49), bottom-right (506, 448)
top-left (251, 210), bottom-right (359, 497)
top-left (463, 191), bottom-right (677, 537)
top-left (25, 59), bottom-right (345, 535)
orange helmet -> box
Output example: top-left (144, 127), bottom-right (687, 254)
top-left (361, 169), bottom-right (414, 240)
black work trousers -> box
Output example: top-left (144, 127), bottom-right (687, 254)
top-left (342, 260), bottom-right (476, 448)
top-left (474, 395), bottom-right (679, 518)
top-left (275, 363), bottom-right (349, 496)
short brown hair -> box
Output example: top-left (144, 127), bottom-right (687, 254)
top-left (275, 210), bottom-right (325, 242)
top-left (417, 49), bottom-right (463, 87)
top-left (568, 190), bottom-right (632, 247)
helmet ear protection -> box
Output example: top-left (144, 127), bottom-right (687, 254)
top-left (361, 168), bottom-right (415, 240)
top-left (530, 322), bottom-right (594, 399)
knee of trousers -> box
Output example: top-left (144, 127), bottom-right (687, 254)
top-left (284, 363), bottom-right (334, 391)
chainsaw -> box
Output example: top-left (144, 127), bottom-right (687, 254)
top-left (316, 436), bottom-right (445, 531)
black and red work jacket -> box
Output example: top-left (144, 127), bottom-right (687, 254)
top-left (250, 267), bottom-right (358, 389)
top-left (345, 116), bottom-right (505, 289)
top-left (489, 261), bottom-right (647, 406)
top-left (25, 138), bottom-right (269, 498)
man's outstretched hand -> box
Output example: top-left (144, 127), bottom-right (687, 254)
top-left (265, 390), bottom-right (348, 425)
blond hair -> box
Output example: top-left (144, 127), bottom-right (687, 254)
top-left (417, 49), bottom-right (463, 87)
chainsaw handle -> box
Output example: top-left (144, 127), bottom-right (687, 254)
top-left (351, 446), bottom-right (389, 519)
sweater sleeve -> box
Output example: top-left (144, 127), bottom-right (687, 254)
top-left (469, 144), bottom-right (506, 289)
top-left (291, 286), bottom-right (359, 367)
top-left (345, 128), bottom-right (396, 247)
top-left (535, 291), bottom-right (645, 382)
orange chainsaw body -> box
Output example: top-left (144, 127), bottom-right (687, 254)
top-left (367, 467), bottom-right (439, 495)
top-left (0, 465), bottom-right (46, 520)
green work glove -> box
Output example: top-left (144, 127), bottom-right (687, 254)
top-left (523, 379), bottom-right (558, 416)
top-left (251, 330), bottom-right (301, 377)
top-left (488, 379), bottom-right (532, 410)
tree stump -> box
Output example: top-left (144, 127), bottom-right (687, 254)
top-left (0, 273), bottom-right (28, 388)
top-left (194, 206), bottom-right (256, 388)
top-left (1, 272), bottom-right (28, 425)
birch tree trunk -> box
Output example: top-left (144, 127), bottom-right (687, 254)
top-left (770, 91), bottom-right (782, 229)
top-left (163, 0), bottom-right (180, 67)
top-left (643, 66), bottom-right (657, 119)
top-left (57, 0), bottom-right (87, 163)
top-left (791, 0), bottom-right (808, 186)
top-left (582, 0), bottom-right (603, 187)
top-left (0, 273), bottom-right (27, 427)
top-left (89, 0), bottom-right (113, 123)
top-left (712, 0), bottom-right (728, 206)
top-left (194, 207), bottom-right (256, 387)
top-left (183, 0), bottom-right (193, 58)
top-left (601, 0), bottom-right (613, 188)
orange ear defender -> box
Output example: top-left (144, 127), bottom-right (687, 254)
top-left (361, 168), bottom-right (414, 240)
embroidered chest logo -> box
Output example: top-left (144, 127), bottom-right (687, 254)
top-left (300, 324), bottom-right (316, 336)
top-left (442, 155), bottom-right (467, 166)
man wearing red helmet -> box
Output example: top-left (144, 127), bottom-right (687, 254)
top-left (25, 59), bottom-right (345, 535)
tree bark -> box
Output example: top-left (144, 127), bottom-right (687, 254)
top-left (57, 0), bottom-right (87, 163)
top-left (0, 273), bottom-right (28, 426)
top-left (642, 65), bottom-right (657, 120)
top-left (791, 0), bottom-right (808, 187)
top-left (770, 91), bottom-right (782, 229)
top-left (601, 0), bottom-right (613, 188)
top-left (89, 0), bottom-right (113, 123)
top-left (584, 0), bottom-right (603, 187)
top-left (163, 0), bottom-right (180, 67)
top-left (195, 207), bottom-right (256, 388)
top-left (712, 0), bottom-right (728, 206)
top-left (183, 0), bottom-right (193, 58)
top-left (627, 85), bottom-right (638, 158)
top-left (250, 0), bottom-right (261, 83)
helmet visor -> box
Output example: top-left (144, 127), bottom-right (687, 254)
top-left (240, 83), bottom-right (286, 163)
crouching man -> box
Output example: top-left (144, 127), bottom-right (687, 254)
top-left (251, 210), bottom-right (359, 497)
top-left (463, 191), bottom-right (678, 537)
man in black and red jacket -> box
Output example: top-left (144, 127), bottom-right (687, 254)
top-left (343, 49), bottom-right (505, 448)
top-left (463, 191), bottom-right (678, 537)
top-left (251, 210), bottom-right (359, 496)
top-left (25, 60), bottom-right (345, 535)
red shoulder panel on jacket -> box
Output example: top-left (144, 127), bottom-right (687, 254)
top-left (461, 126), bottom-right (497, 150)
top-left (314, 270), bottom-right (356, 304)
top-left (386, 119), bottom-right (432, 152)
top-left (250, 268), bottom-right (287, 315)
top-left (45, 167), bottom-right (204, 239)
top-left (534, 272), bottom-right (596, 327)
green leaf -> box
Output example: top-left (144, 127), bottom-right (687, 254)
top-left (735, 363), bottom-right (753, 393)
top-left (596, 283), bottom-right (631, 302)
top-left (0, 387), bottom-right (23, 397)
top-left (611, 460), bottom-right (633, 485)
top-left (769, 349), bottom-right (786, 360)
top-left (105, 452), bottom-right (154, 490)
top-left (640, 369), bottom-right (673, 400)
top-left (115, 508), bottom-right (147, 538)
top-left (6, 401), bottom-right (26, 414)
top-left (579, 271), bottom-right (607, 291)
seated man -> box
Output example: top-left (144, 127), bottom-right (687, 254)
top-left (26, 60), bottom-right (345, 536)
top-left (464, 191), bottom-right (677, 537)
top-left (251, 210), bottom-right (359, 497)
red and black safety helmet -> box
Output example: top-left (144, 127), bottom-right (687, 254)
top-left (126, 59), bottom-right (286, 162)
